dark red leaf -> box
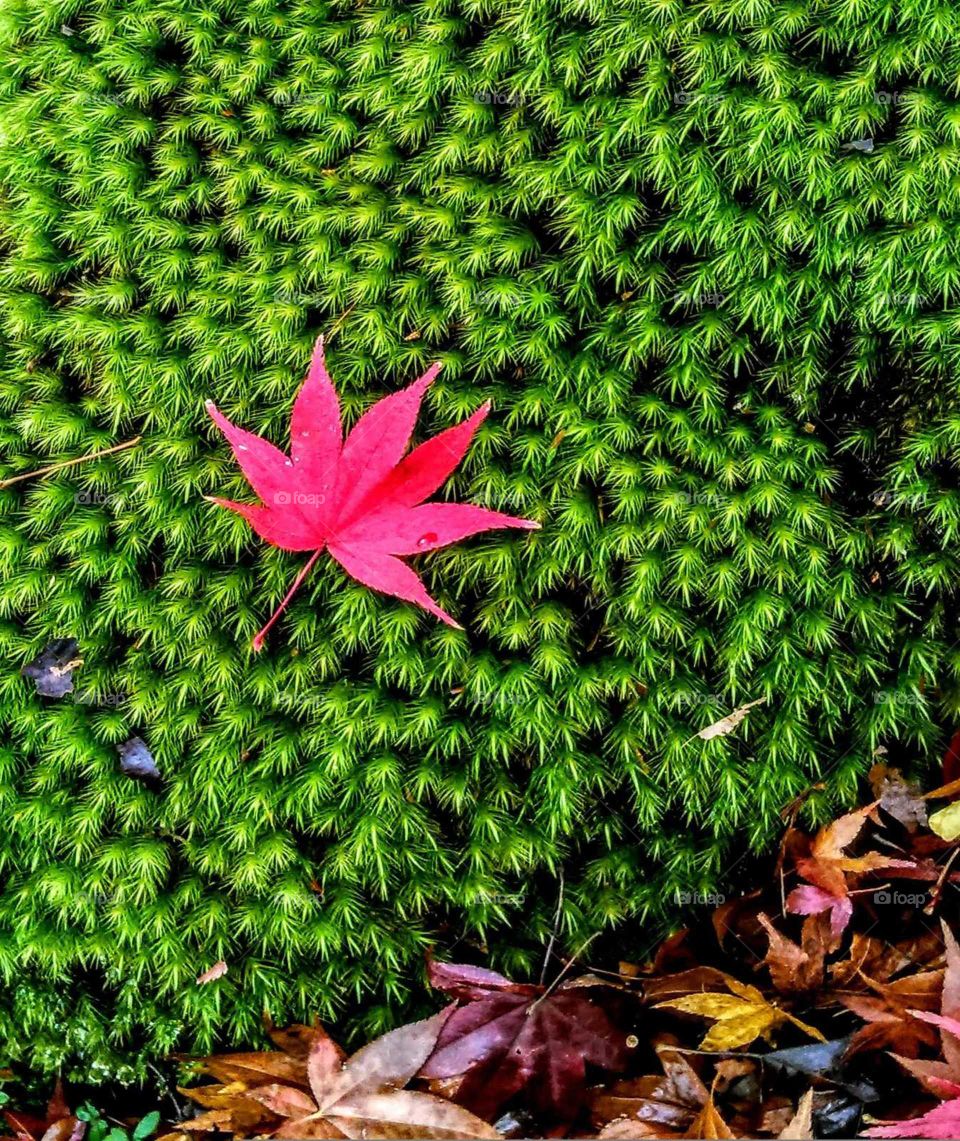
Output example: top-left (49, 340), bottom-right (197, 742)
top-left (422, 960), bottom-right (627, 1120)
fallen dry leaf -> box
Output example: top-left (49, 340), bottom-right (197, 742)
top-left (593, 1047), bottom-right (710, 1138)
top-left (196, 961), bottom-right (228, 985)
top-left (870, 763), bottom-right (928, 833)
top-left (777, 1089), bottom-right (814, 1139)
top-left (654, 974), bottom-right (825, 1051)
top-left (686, 1087), bottom-right (735, 1139)
top-left (422, 958), bottom-right (627, 1120)
top-left (693, 699), bottom-right (765, 742)
top-left (929, 802), bottom-right (960, 842)
top-left (786, 805), bottom-right (915, 940)
top-left (183, 1012), bottom-right (497, 1140)
top-left (758, 913), bottom-right (828, 995)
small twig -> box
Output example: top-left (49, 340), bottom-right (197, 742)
top-left (925, 846), bottom-right (960, 915)
top-left (530, 932), bottom-right (600, 1011)
top-left (147, 1062), bottom-right (184, 1122)
top-left (325, 303), bottom-right (357, 344)
top-left (0, 436), bottom-right (142, 489)
top-left (539, 869), bottom-right (564, 986)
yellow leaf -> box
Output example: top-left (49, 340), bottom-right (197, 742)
top-left (929, 801), bottom-right (960, 842)
top-left (700, 1005), bottom-right (778, 1051)
top-left (656, 979), bottom-right (826, 1051)
top-left (654, 993), bottom-right (752, 1020)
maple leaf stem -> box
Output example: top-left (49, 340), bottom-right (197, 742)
top-left (252, 548), bottom-right (324, 652)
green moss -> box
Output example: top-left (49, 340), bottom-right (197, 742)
top-left (0, 0), bottom-right (957, 1077)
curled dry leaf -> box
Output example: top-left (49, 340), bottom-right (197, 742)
top-left (893, 922), bottom-right (960, 1098)
top-left (196, 961), bottom-right (228, 986)
top-left (686, 1090), bottom-right (736, 1140)
top-left (2, 1081), bottom-right (81, 1141)
top-left (777, 1089), bottom-right (814, 1140)
top-left (591, 1047), bottom-right (710, 1139)
top-left (870, 763), bottom-right (928, 833)
top-left (693, 699), bottom-right (765, 742)
top-left (758, 913), bottom-right (828, 995)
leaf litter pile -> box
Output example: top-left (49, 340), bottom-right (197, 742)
top-left (9, 762), bottom-right (960, 1140)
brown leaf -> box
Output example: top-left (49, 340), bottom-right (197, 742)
top-left (643, 968), bottom-right (732, 1004)
top-left (893, 921), bottom-right (960, 1095)
top-left (711, 893), bottom-right (763, 949)
top-left (313, 1011), bottom-right (452, 1109)
top-left (590, 1048), bottom-right (708, 1136)
top-left (182, 1011), bottom-right (496, 1141)
top-left (686, 1091), bottom-right (735, 1139)
top-left (179, 1103), bottom-right (274, 1134)
top-left (175, 1081), bottom-right (253, 1110)
top-left (325, 1090), bottom-right (499, 1139)
top-left (839, 968), bottom-right (944, 1056)
top-left (264, 1018), bottom-right (336, 1059)
top-left (189, 1047), bottom-right (309, 1089)
top-left (777, 1090), bottom-right (814, 1139)
top-left (758, 913), bottom-right (827, 994)
top-left (38, 1121), bottom-right (82, 1141)
top-left (248, 1084), bottom-right (317, 1118)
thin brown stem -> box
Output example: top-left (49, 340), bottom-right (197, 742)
top-left (530, 932), bottom-right (600, 1011)
top-left (539, 869), bottom-right (565, 986)
top-left (0, 436), bottom-right (142, 489)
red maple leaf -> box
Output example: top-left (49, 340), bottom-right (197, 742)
top-left (206, 337), bottom-right (539, 648)
top-left (419, 959), bottom-right (627, 1121)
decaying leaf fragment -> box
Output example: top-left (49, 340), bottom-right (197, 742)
top-left (693, 699), bottom-right (765, 742)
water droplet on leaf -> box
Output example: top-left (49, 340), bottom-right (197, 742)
top-left (417, 532), bottom-right (438, 548)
